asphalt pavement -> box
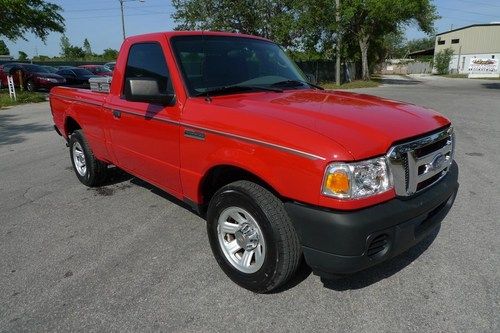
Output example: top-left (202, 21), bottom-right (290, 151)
top-left (0, 76), bottom-right (498, 332)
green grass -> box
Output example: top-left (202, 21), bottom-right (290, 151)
top-left (321, 77), bottom-right (381, 90)
top-left (0, 90), bottom-right (47, 108)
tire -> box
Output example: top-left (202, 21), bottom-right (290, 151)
top-left (69, 130), bottom-right (107, 187)
top-left (207, 180), bottom-right (301, 293)
top-left (26, 80), bottom-right (35, 92)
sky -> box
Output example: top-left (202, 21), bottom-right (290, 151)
top-left (4, 0), bottom-right (500, 58)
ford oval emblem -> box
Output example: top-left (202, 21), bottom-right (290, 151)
top-left (431, 153), bottom-right (445, 170)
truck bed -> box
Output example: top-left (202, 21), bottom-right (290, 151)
top-left (50, 86), bottom-right (112, 163)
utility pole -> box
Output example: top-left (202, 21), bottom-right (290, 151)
top-left (335, 0), bottom-right (341, 86)
top-left (119, 0), bottom-right (145, 41)
top-left (120, 0), bottom-right (126, 41)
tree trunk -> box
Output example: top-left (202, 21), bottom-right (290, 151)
top-left (359, 34), bottom-right (370, 81)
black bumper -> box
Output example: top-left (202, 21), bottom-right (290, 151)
top-left (285, 161), bottom-right (459, 278)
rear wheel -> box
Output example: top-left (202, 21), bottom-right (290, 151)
top-left (207, 180), bottom-right (301, 293)
top-left (69, 130), bottom-right (107, 187)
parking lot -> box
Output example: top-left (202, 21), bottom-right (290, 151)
top-left (0, 76), bottom-right (498, 332)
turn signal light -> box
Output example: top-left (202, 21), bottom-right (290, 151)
top-left (325, 171), bottom-right (350, 195)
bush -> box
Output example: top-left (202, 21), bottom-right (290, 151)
top-left (434, 48), bottom-right (454, 75)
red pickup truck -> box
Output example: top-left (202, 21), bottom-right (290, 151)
top-left (50, 31), bottom-right (458, 292)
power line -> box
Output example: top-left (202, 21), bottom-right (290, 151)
top-left (452, 0), bottom-right (500, 9)
top-left (439, 6), bottom-right (500, 19)
top-left (66, 11), bottom-right (173, 20)
top-left (63, 4), bottom-right (168, 13)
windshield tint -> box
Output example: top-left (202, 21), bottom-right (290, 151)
top-left (22, 64), bottom-right (48, 73)
top-left (96, 66), bottom-right (111, 73)
top-left (42, 66), bottom-right (58, 73)
top-left (72, 68), bottom-right (93, 76)
top-left (171, 35), bottom-right (307, 96)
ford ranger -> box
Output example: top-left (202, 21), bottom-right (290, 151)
top-left (49, 31), bottom-right (459, 293)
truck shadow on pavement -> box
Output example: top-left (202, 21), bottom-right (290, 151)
top-left (94, 168), bottom-right (440, 293)
top-left (0, 113), bottom-right (53, 146)
top-left (482, 83), bottom-right (500, 89)
top-left (321, 226), bottom-right (440, 291)
top-left (380, 76), bottom-right (423, 86)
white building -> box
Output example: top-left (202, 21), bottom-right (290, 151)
top-left (434, 23), bottom-right (500, 77)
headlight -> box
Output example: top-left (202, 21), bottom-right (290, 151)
top-left (322, 157), bottom-right (393, 199)
top-left (40, 77), bottom-right (58, 83)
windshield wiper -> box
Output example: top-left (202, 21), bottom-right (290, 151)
top-left (271, 80), bottom-right (324, 90)
top-left (195, 85), bottom-right (283, 98)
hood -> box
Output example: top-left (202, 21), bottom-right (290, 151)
top-left (203, 90), bottom-right (450, 161)
top-left (35, 72), bottom-right (64, 80)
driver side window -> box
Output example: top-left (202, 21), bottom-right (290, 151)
top-left (124, 42), bottom-right (173, 95)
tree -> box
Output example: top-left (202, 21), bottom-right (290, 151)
top-left (340, 0), bottom-right (438, 80)
top-left (18, 51), bottom-right (28, 61)
top-left (406, 37), bottom-right (435, 53)
top-left (102, 48), bottom-right (119, 60)
top-left (434, 48), bottom-right (454, 75)
top-left (67, 46), bottom-right (85, 59)
top-left (59, 35), bottom-right (85, 59)
top-left (0, 0), bottom-right (65, 41)
top-left (0, 40), bottom-right (9, 55)
top-left (33, 55), bottom-right (51, 61)
top-left (83, 38), bottom-right (92, 57)
top-left (172, 0), bottom-right (298, 48)
top-left (59, 35), bottom-right (71, 57)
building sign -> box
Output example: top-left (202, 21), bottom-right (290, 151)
top-left (468, 58), bottom-right (498, 73)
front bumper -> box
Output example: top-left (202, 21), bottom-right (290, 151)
top-left (285, 161), bottom-right (459, 278)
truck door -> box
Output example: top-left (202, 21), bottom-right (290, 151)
top-left (105, 42), bottom-right (182, 195)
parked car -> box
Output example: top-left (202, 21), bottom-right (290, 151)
top-left (103, 62), bottom-right (116, 71)
top-left (55, 67), bottom-right (97, 88)
top-left (49, 31), bottom-right (459, 293)
top-left (0, 63), bottom-right (66, 91)
top-left (79, 65), bottom-right (113, 77)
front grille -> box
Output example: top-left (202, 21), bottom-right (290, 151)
top-left (366, 234), bottom-right (389, 257)
top-left (414, 137), bottom-right (449, 158)
top-left (416, 172), bottom-right (444, 191)
top-left (387, 127), bottom-right (454, 196)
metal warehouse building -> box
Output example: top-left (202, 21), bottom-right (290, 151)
top-left (434, 23), bottom-right (500, 77)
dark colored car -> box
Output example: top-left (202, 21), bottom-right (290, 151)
top-left (55, 67), bottom-right (97, 88)
top-left (79, 65), bottom-right (113, 77)
top-left (0, 63), bottom-right (66, 92)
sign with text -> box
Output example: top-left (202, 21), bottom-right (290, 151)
top-left (468, 58), bottom-right (498, 73)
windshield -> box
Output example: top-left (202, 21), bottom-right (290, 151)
top-left (72, 68), bottom-right (94, 76)
top-left (171, 35), bottom-right (308, 96)
top-left (22, 64), bottom-right (49, 73)
top-left (42, 66), bottom-right (58, 73)
top-left (95, 66), bottom-right (112, 73)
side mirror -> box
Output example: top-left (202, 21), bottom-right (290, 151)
top-left (124, 78), bottom-right (175, 105)
top-left (305, 73), bottom-right (317, 84)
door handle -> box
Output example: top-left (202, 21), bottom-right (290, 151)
top-left (112, 110), bottom-right (121, 119)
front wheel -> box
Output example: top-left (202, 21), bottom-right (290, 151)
top-left (26, 80), bottom-right (35, 92)
top-left (207, 181), bottom-right (301, 293)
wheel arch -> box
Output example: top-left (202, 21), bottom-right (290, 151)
top-left (198, 164), bottom-right (282, 214)
top-left (64, 116), bottom-right (82, 137)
